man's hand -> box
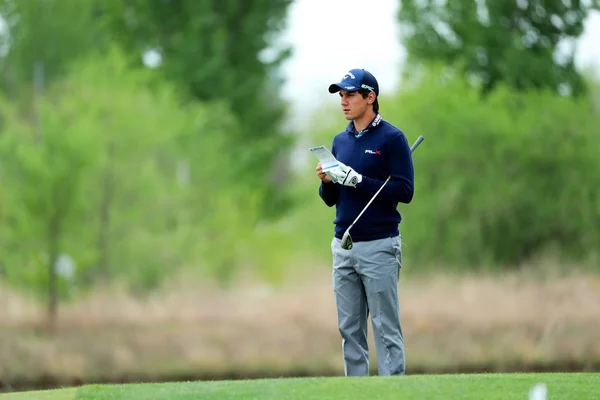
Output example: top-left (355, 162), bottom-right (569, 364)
top-left (316, 163), bottom-right (333, 183)
top-left (335, 161), bottom-right (363, 188)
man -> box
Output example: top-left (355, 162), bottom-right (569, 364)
top-left (316, 68), bottom-right (414, 376)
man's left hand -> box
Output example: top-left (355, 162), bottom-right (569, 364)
top-left (333, 161), bottom-right (363, 188)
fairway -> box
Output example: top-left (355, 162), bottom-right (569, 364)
top-left (1, 373), bottom-right (598, 400)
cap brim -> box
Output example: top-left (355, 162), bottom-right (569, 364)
top-left (328, 83), bottom-right (360, 93)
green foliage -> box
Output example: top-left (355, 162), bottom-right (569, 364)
top-left (0, 0), bottom-right (108, 97)
top-left (0, 46), bottom-right (274, 298)
top-left (99, 0), bottom-right (296, 217)
top-left (397, 0), bottom-right (600, 96)
top-left (0, 85), bottom-right (97, 300)
top-left (380, 65), bottom-right (600, 269)
top-left (0, 0), bottom-right (297, 219)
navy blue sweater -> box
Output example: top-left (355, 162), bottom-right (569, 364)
top-left (319, 115), bottom-right (414, 242)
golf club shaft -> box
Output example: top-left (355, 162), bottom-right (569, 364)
top-left (346, 135), bottom-right (424, 232)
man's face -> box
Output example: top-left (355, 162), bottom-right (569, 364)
top-left (339, 89), bottom-right (373, 120)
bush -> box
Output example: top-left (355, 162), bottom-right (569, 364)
top-left (382, 65), bottom-right (600, 269)
top-left (0, 46), bottom-right (265, 298)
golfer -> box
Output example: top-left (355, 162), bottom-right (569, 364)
top-left (316, 68), bottom-right (415, 376)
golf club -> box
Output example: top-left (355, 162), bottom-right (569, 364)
top-left (340, 135), bottom-right (425, 250)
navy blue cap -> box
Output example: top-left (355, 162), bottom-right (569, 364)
top-left (328, 69), bottom-right (379, 95)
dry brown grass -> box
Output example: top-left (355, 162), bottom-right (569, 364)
top-left (1, 266), bottom-right (600, 389)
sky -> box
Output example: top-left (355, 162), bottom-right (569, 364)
top-left (279, 0), bottom-right (600, 129)
top-left (279, 0), bottom-right (404, 127)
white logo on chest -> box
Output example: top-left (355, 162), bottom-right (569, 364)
top-left (365, 149), bottom-right (381, 155)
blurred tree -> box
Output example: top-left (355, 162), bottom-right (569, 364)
top-left (397, 0), bottom-right (600, 96)
top-left (100, 0), bottom-right (295, 217)
top-left (0, 0), bottom-right (107, 99)
top-left (0, 88), bottom-right (97, 332)
top-left (0, 46), bottom-right (268, 314)
top-left (0, 0), bottom-right (296, 218)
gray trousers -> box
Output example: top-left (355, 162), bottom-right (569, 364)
top-left (331, 235), bottom-right (405, 376)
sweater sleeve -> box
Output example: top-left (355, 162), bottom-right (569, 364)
top-left (319, 181), bottom-right (339, 207)
top-left (318, 140), bottom-right (340, 207)
top-left (356, 133), bottom-right (414, 204)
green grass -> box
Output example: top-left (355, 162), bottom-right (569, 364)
top-left (1, 373), bottom-right (598, 400)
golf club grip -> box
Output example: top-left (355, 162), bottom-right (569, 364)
top-left (347, 135), bottom-right (424, 230)
top-left (410, 135), bottom-right (424, 152)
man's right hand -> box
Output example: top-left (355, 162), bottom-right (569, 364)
top-left (316, 163), bottom-right (333, 183)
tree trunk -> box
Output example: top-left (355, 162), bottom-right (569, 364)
top-left (97, 142), bottom-right (114, 283)
top-left (46, 214), bottom-right (60, 334)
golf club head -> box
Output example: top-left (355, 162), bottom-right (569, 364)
top-left (340, 230), bottom-right (353, 250)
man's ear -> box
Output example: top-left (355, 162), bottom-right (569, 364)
top-left (369, 92), bottom-right (377, 105)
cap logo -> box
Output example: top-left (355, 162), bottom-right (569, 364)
top-left (343, 71), bottom-right (356, 80)
top-left (361, 83), bottom-right (374, 91)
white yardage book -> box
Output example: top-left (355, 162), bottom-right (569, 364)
top-left (309, 146), bottom-right (339, 172)
top-left (309, 145), bottom-right (345, 180)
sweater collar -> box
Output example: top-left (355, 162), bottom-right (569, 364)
top-left (346, 113), bottom-right (383, 138)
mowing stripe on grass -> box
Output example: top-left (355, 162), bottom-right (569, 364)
top-left (1, 373), bottom-right (598, 400)
top-left (0, 388), bottom-right (77, 400)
